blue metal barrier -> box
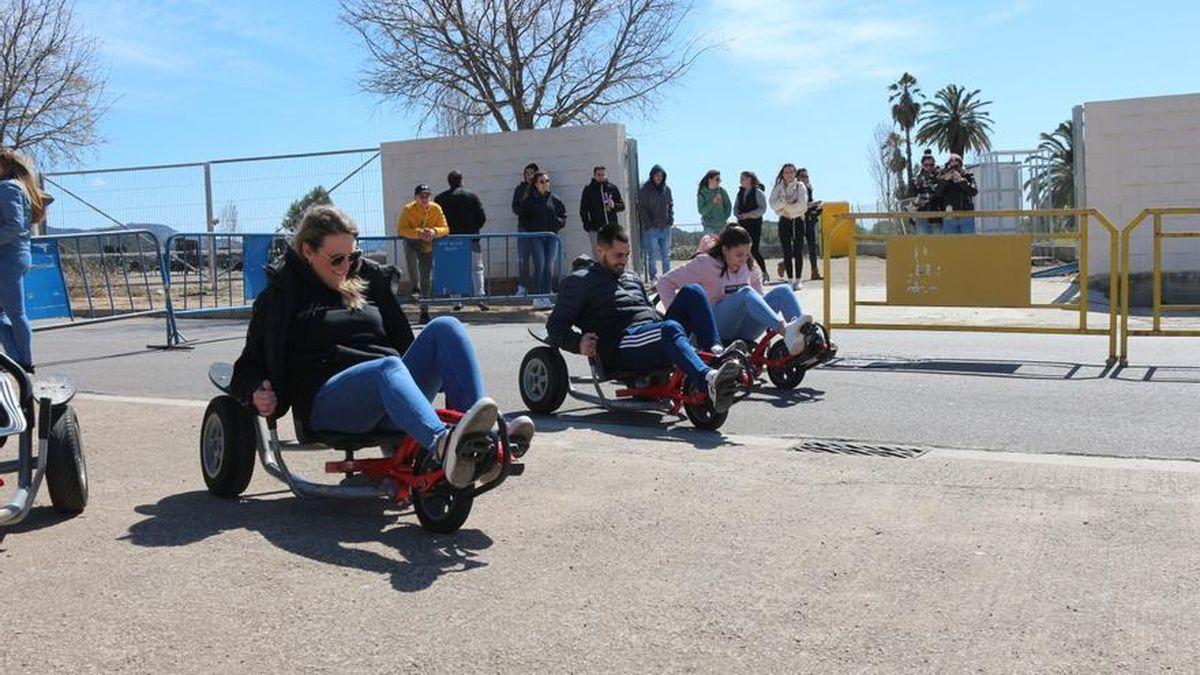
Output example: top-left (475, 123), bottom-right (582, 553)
top-left (28, 229), bottom-right (187, 349)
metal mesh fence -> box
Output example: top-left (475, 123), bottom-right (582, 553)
top-left (42, 148), bottom-right (384, 238)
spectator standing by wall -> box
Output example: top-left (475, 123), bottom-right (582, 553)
top-left (511, 162), bottom-right (540, 296)
top-left (769, 162), bottom-right (807, 287)
top-left (0, 148), bottom-right (46, 373)
top-left (397, 183), bottom-right (449, 323)
top-left (697, 170), bottom-right (732, 234)
top-left (579, 165), bottom-right (625, 250)
top-left (520, 171), bottom-right (567, 309)
top-left (435, 170), bottom-right (490, 311)
top-left (936, 154), bottom-right (978, 234)
top-left (797, 167), bottom-right (823, 280)
top-left (638, 164), bottom-right (674, 282)
top-left (910, 151), bottom-right (942, 234)
top-left (734, 170), bottom-right (769, 281)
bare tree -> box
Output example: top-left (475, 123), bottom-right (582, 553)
top-left (0, 0), bottom-right (108, 165)
top-left (341, 0), bottom-right (709, 131)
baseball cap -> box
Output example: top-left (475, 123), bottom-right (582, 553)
top-left (414, 183), bottom-right (431, 195)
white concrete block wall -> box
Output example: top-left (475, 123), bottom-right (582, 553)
top-left (380, 124), bottom-right (631, 282)
top-left (1084, 93), bottom-right (1200, 277)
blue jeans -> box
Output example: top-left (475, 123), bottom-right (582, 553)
top-left (527, 235), bottom-right (559, 295)
top-left (713, 286), bottom-right (803, 343)
top-left (517, 236), bottom-right (531, 290)
top-left (914, 219), bottom-right (936, 234)
top-left (942, 216), bottom-right (976, 234)
top-left (642, 227), bottom-right (672, 280)
top-left (308, 317), bottom-right (485, 451)
top-left (0, 239), bottom-right (32, 369)
top-left (614, 284), bottom-right (718, 388)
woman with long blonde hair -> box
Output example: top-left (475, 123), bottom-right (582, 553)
top-left (0, 148), bottom-right (47, 372)
top-left (230, 204), bottom-right (534, 487)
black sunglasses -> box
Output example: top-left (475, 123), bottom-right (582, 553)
top-left (325, 249), bottom-right (362, 268)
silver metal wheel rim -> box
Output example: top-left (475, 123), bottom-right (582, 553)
top-left (523, 358), bottom-right (549, 401)
top-left (202, 414), bottom-right (225, 477)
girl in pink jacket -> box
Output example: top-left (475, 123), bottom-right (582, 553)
top-left (657, 226), bottom-right (812, 354)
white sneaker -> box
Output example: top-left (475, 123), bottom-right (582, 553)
top-left (782, 315), bottom-right (814, 355)
top-left (506, 415), bottom-right (535, 457)
top-left (516, 285), bottom-right (528, 297)
top-left (705, 359), bottom-right (742, 413)
top-left (532, 297), bottom-right (552, 310)
top-left (437, 397), bottom-right (499, 488)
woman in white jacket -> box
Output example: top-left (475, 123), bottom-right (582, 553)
top-left (769, 163), bottom-right (808, 287)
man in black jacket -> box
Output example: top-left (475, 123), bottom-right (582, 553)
top-left (511, 162), bottom-right (540, 296)
top-left (579, 166), bottom-right (625, 249)
top-left (545, 225), bottom-right (744, 414)
top-left (435, 170), bottom-right (489, 311)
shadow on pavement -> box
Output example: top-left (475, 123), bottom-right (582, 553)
top-left (1110, 364), bottom-right (1200, 384)
top-left (825, 357), bottom-right (1115, 381)
top-left (121, 491), bottom-right (493, 593)
top-left (0, 506), bottom-right (79, 547)
top-left (521, 409), bottom-right (738, 450)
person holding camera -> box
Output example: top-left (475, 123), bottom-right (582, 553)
top-left (935, 153), bottom-right (977, 234)
top-left (910, 150), bottom-right (942, 234)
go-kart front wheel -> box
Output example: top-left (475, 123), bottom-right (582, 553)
top-left (519, 346), bottom-right (568, 414)
top-left (683, 398), bottom-right (728, 431)
top-left (200, 396), bottom-right (257, 498)
top-left (46, 405), bottom-right (88, 514)
top-left (413, 485), bottom-right (475, 534)
top-left (766, 340), bottom-right (807, 390)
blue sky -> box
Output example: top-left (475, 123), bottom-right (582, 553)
top-left (66, 0), bottom-right (1200, 227)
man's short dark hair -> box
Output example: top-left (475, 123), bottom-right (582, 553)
top-left (524, 162), bottom-right (540, 172)
top-left (593, 165), bottom-right (606, 173)
top-left (447, 170), bottom-right (463, 188)
top-left (596, 224), bottom-right (629, 247)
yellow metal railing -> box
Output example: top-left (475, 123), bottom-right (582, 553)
top-left (822, 208), bottom-right (1121, 363)
top-left (1118, 207), bottom-right (1200, 365)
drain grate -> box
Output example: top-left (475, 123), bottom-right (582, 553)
top-left (790, 440), bottom-right (928, 459)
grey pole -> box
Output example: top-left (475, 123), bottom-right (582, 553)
top-left (204, 162), bottom-right (218, 297)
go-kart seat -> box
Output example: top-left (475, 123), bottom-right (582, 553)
top-left (293, 416), bottom-right (409, 452)
top-left (589, 357), bottom-right (672, 388)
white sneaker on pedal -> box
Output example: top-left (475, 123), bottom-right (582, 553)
top-left (782, 315), bottom-right (814, 355)
top-left (705, 359), bottom-right (742, 413)
top-left (506, 415), bottom-right (535, 457)
top-left (436, 397), bottom-right (499, 488)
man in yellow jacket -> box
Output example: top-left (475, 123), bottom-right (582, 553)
top-left (396, 183), bottom-right (449, 323)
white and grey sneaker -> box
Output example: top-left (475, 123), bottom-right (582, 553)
top-left (782, 315), bottom-right (814, 355)
top-left (478, 415), bottom-right (535, 484)
top-left (436, 397), bottom-right (499, 488)
top-left (705, 359), bottom-right (743, 413)
top-left (515, 285), bottom-right (528, 297)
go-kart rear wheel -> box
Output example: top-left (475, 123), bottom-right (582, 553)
top-left (413, 485), bottom-right (474, 534)
top-left (683, 398), bottom-right (728, 431)
top-left (519, 346), bottom-right (568, 414)
top-left (766, 340), bottom-right (806, 390)
top-left (46, 405), bottom-right (87, 514)
top-left (200, 395), bottom-right (257, 498)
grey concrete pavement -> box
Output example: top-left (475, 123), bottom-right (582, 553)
top-left (32, 316), bottom-right (1200, 459)
top-left (2, 397), bottom-right (1198, 672)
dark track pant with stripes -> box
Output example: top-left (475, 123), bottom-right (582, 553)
top-left (613, 284), bottom-right (718, 388)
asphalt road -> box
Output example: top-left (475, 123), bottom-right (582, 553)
top-left (32, 315), bottom-right (1200, 460)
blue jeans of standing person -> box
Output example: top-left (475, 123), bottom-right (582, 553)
top-left (642, 227), bottom-right (672, 281)
top-left (0, 239), bottom-right (33, 370)
top-left (614, 284), bottom-right (719, 389)
top-left (527, 235), bottom-right (559, 295)
top-left (713, 286), bottom-right (803, 343)
top-left (942, 216), bottom-right (976, 234)
top-left (914, 219), bottom-right (935, 234)
top-left (308, 317), bottom-right (485, 451)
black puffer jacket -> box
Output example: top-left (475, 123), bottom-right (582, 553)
top-left (545, 260), bottom-right (660, 368)
top-left (229, 247), bottom-right (414, 423)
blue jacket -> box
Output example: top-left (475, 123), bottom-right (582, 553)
top-left (0, 179), bottom-right (32, 246)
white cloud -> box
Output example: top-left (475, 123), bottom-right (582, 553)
top-left (705, 0), bottom-right (1028, 102)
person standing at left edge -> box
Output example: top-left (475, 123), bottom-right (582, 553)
top-left (0, 148), bottom-right (46, 374)
top-left (397, 183), bottom-right (449, 324)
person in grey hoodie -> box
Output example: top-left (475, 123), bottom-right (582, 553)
top-left (637, 165), bottom-right (674, 281)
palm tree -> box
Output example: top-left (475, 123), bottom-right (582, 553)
top-left (888, 73), bottom-right (922, 192)
top-left (1025, 120), bottom-right (1074, 209)
top-left (915, 84), bottom-right (994, 158)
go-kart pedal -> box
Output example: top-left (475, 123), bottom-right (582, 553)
top-left (706, 359), bottom-right (743, 413)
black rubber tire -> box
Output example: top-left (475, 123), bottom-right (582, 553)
top-left (683, 398), bottom-right (728, 431)
top-left (519, 346), bottom-right (569, 414)
top-left (46, 405), bottom-right (88, 514)
top-left (200, 395), bottom-right (257, 498)
top-left (413, 485), bottom-right (475, 534)
top-left (766, 340), bottom-right (807, 390)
